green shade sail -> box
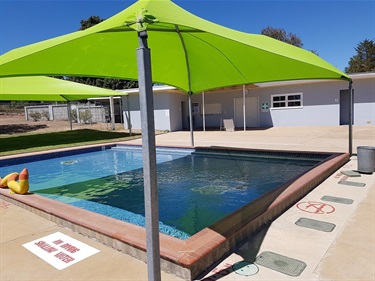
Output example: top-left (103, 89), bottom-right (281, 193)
top-left (0, 76), bottom-right (125, 101)
top-left (0, 0), bottom-right (349, 94)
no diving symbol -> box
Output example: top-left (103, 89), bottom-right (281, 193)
top-left (296, 201), bottom-right (335, 214)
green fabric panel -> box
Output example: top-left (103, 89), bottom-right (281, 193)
top-left (0, 76), bottom-right (125, 101)
top-left (0, 0), bottom-right (350, 95)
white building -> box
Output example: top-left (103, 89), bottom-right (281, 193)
top-left (120, 72), bottom-right (375, 131)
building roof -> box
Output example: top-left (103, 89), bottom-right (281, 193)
top-left (114, 72), bottom-right (375, 95)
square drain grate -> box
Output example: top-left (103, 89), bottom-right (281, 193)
top-left (338, 180), bottom-right (366, 187)
top-left (295, 217), bottom-right (336, 232)
top-left (321, 195), bottom-right (354, 205)
top-left (255, 251), bottom-right (307, 276)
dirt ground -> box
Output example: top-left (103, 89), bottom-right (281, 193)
top-left (0, 113), bottom-right (127, 136)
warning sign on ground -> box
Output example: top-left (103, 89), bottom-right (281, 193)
top-left (23, 232), bottom-right (100, 270)
top-left (296, 201), bottom-right (335, 214)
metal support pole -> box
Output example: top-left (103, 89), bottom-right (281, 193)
top-left (67, 101), bottom-right (73, 130)
top-left (126, 95), bottom-right (132, 136)
top-left (109, 96), bottom-right (115, 130)
top-left (88, 101), bottom-right (92, 125)
top-left (348, 80), bottom-right (353, 156)
top-left (202, 91), bottom-right (206, 132)
top-left (118, 96), bottom-right (123, 126)
top-left (243, 85), bottom-right (246, 131)
top-left (136, 30), bottom-right (161, 281)
top-left (188, 92), bottom-right (194, 146)
top-left (76, 104), bottom-right (80, 124)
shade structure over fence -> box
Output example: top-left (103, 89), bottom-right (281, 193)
top-left (0, 76), bottom-right (125, 101)
top-left (0, 76), bottom-right (126, 130)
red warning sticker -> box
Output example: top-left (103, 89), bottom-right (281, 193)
top-left (296, 201), bottom-right (335, 214)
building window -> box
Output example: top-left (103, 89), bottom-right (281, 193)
top-left (271, 93), bottom-right (303, 109)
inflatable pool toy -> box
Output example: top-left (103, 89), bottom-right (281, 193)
top-left (8, 168), bottom-right (29, 194)
top-left (0, 169), bottom-right (29, 194)
top-left (0, 172), bottom-right (18, 188)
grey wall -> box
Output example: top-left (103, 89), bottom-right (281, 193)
top-left (353, 78), bottom-right (375, 125)
top-left (168, 92), bottom-right (188, 131)
top-left (191, 90), bottom-right (243, 129)
top-left (123, 92), bottom-right (188, 131)
top-left (122, 75), bottom-right (374, 131)
top-left (254, 81), bottom-right (348, 127)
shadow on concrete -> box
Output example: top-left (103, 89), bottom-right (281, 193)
top-left (0, 124), bottom-right (48, 135)
top-left (0, 129), bottom-right (139, 153)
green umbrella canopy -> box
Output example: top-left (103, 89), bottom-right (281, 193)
top-left (0, 0), bottom-right (349, 94)
top-left (0, 76), bottom-right (125, 101)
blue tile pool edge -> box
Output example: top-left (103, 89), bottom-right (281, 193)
top-left (0, 144), bottom-right (330, 167)
top-left (0, 144), bottom-right (118, 167)
top-left (0, 143), bottom-right (198, 167)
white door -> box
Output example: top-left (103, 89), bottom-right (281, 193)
top-left (234, 97), bottom-right (259, 128)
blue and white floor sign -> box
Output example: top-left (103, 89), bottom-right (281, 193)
top-left (23, 232), bottom-right (100, 270)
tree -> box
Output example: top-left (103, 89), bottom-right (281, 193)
top-left (79, 16), bottom-right (104, 30)
top-left (261, 26), bottom-right (303, 47)
top-left (345, 39), bottom-right (375, 73)
top-left (66, 16), bottom-right (139, 90)
top-left (260, 26), bottom-right (318, 55)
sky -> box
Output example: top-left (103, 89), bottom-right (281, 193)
top-left (0, 0), bottom-right (374, 72)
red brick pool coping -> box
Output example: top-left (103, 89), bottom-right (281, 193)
top-left (0, 145), bottom-right (349, 280)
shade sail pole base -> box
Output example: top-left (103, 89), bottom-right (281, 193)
top-left (67, 101), bottom-right (73, 131)
top-left (243, 85), bottom-right (246, 131)
top-left (188, 92), bottom-right (194, 147)
top-left (109, 96), bottom-right (115, 130)
top-left (202, 91), bottom-right (206, 132)
top-left (136, 30), bottom-right (161, 281)
top-left (349, 80), bottom-right (353, 156)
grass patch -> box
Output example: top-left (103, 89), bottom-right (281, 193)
top-left (0, 129), bottom-right (141, 156)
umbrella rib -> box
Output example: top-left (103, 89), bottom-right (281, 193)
top-left (175, 25), bottom-right (192, 94)
top-left (60, 94), bottom-right (69, 101)
top-left (98, 27), bottom-right (205, 33)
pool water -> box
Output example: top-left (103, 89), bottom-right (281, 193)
top-left (0, 146), bottom-right (322, 239)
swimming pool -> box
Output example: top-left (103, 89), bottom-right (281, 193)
top-left (0, 145), bottom-right (349, 279)
top-left (1, 145), bottom-right (323, 239)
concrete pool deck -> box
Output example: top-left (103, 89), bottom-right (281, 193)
top-left (1, 125), bottom-right (374, 280)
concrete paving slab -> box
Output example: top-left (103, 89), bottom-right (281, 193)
top-left (126, 125), bottom-right (375, 154)
top-left (0, 199), bottom-right (56, 243)
top-left (316, 186), bottom-right (375, 280)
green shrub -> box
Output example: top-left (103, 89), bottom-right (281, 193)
top-left (79, 109), bottom-right (92, 124)
top-left (29, 111), bottom-right (42, 121)
top-left (42, 110), bottom-right (51, 121)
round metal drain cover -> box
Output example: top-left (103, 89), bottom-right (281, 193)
top-left (232, 261), bottom-right (259, 276)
